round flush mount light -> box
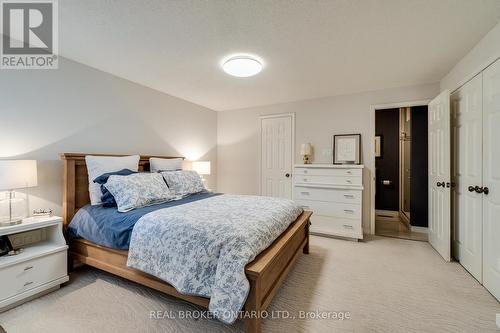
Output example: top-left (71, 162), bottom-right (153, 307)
top-left (222, 55), bottom-right (263, 77)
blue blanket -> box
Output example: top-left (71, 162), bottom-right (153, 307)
top-left (68, 192), bottom-right (220, 249)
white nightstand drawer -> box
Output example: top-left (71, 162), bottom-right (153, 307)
top-left (294, 186), bottom-right (362, 204)
top-left (296, 199), bottom-right (361, 219)
top-left (295, 167), bottom-right (362, 177)
top-left (310, 215), bottom-right (363, 239)
top-left (0, 250), bottom-right (67, 301)
top-left (294, 174), bottom-right (362, 186)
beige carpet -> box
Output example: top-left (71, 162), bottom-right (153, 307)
top-left (0, 236), bottom-right (499, 333)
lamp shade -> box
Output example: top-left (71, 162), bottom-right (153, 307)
top-left (192, 161), bottom-right (211, 175)
top-left (0, 160), bottom-right (38, 190)
top-left (300, 143), bottom-right (312, 155)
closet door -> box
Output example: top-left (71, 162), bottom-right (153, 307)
top-left (482, 59), bottom-right (500, 301)
top-left (428, 90), bottom-right (451, 261)
top-left (451, 74), bottom-right (483, 281)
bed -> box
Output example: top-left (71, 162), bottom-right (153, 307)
top-left (61, 153), bottom-right (311, 333)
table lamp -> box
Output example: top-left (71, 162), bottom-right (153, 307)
top-left (300, 143), bottom-right (313, 164)
top-left (192, 161), bottom-right (211, 190)
top-left (0, 160), bottom-right (38, 226)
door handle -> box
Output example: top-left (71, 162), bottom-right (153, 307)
top-left (483, 187), bottom-right (489, 195)
top-left (285, 173), bottom-right (290, 178)
top-left (468, 186), bottom-right (475, 192)
top-left (474, 186), bottom-right (483, 194)
top-left (436, 181), bottom-right (445, 187)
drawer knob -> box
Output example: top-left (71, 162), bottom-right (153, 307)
top-left (300, 205), bottom-right (310, 209)
top-left (344, 209), bottom-right (354, 214)
top-left (347, 171), bottom-right (352, 174)
top-left (303, 178), bottom-right (308, 182)
top-left (344, 194), bottom-right (354, 198)
top-left (300, 191), bottom-right (310, 195)
top-left (24, 281), bottom-right (34, 287)
top-left (24, 265), bottom-right (34, 271)
top-left (346, 180), bottom-right (352, 183)
top-left (343, 224), bottom-right (353, 229)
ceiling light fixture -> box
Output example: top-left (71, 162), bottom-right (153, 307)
top-left (222, 55), bottom-right (263, 77)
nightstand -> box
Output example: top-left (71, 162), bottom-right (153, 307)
top-left (0, 216), bottom-right (69, 312)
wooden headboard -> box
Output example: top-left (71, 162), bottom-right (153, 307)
top-left (60, 153), bottom-right (184, 229)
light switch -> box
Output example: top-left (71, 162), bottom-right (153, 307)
top-left (322, 149), bottom-right (332, 156)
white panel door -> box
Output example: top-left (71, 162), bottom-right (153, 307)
top-left (482, 59), bottom-right (500, 301)
top-left (260, 114), bottom-right (293, 199)
top-left (451, 74), bottom-right (483, 281)
top-left (428, 90), bottom-right (451, 261)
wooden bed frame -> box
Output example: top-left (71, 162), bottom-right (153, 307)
top-left (61, 153), bottom-right (311, 333)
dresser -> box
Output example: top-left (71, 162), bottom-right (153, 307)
top-left (0, 216), bottom-right (68, 312)
top-left (293, 164), bottom-right (364, 240)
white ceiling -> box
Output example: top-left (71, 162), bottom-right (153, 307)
top-left (59, 0), bottom-right (500, 111)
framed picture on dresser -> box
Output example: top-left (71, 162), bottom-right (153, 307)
top-left (333, 134), bottom-right (361, 164)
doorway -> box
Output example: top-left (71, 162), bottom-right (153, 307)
top-left (374, 106), bottom-right (429, 241)
top-left (260, 113), bottom-right (294, 199)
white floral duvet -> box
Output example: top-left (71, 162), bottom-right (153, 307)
top-left (127, 194), bottom-right (303, 324)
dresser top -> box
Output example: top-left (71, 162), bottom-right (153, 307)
top-left (294, 164), bottom-right (364, 169)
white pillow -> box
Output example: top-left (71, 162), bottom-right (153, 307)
top-left (85, 155), bottom-right (140, 205)
top-left (150, 157), bottom-right (183, 173)
top-left (161, 170), bottom-right (206, 196)
top-left (104, 173), bottom-right (174, 212)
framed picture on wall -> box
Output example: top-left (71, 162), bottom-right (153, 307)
top-left (375, 135), bottom-right (383, 158)
top-left (333, 134), bottom-right (361, 164)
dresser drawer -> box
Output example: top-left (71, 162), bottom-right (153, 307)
top-left (294, 186), bottom-right (362, 204)
top-left (310, 215), bottom-right (363, 239)
top-left (294, 174), bottom-right (362, 186)
top-left (295, 167), bottom-right (362, 177)
top-left (0, 251), bottom-right (67, 301)
top-left (296, 199), bottom-right (361, 219)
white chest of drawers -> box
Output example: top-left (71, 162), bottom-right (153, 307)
top-left (293, 164), bottom-right (364, 240)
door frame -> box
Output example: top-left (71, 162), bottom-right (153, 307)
top-left (369, 100), bottom-right (431, 235)
top-left (258, 112), bottom-right (296, 196)
top-left (399, 107), bottom-right (412, 227)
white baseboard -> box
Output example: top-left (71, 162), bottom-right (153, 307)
top-left (410, 226), bottom-right (428, 233)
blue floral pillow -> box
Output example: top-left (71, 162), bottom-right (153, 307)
top-left (93, 169), bottom-right (137, 207)
top-left (160, 170), bottom-right (206, 196)
top-left (104, 173), bottom-right (174, 212)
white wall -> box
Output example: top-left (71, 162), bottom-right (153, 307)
top-left (0, 57), bottom-right (217, 217)
top-left (217, 83), bottom-right (440, 233)
top-left (441, 22), bottom-right (500, 91)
